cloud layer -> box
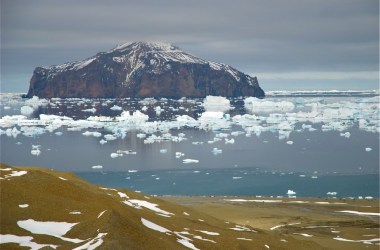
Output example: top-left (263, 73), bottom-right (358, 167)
top-left (1, 0), bottom-right (379, 91)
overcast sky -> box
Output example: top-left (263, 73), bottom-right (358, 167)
top-left (1, 0), bottom-right (379, 92)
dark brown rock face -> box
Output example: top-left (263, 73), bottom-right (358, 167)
top-left (26, 42), bottom-right (265, 98)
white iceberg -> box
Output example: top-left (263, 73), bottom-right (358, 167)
top-left (287, 190), bottom-right (296, 195)
top-left (203, 96), bottom-right (231, 112)
top-left (244, 97), bottom-right (295, 112)
top-left (20, 106), bottom-right (35, 116)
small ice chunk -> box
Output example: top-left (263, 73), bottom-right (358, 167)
top-left (286, 141), bottom-right (293, 145)
top-left (183, 159), bottom-right (199, 164)
top-left (212, 148), bottom-right (222, 155)
top-left (175, 152), bottom-right (185, 158)
top-left (19, 204), bottom-right (29, 208)
top-left (136, 133), bottom-right (146, 139)
top-left (340, 132), bottom-right (351, 138)
top-left (244, 97), bottom-right (295, 112)
top-left (110, 105), bottom-right (122, 111)
top-left (82, 108), bottom-right (96, 113)
top-left (104, 134), bottom-right (117, 141)
top-left (160, 149), bottom-right (167, 154)
top-left (31, 145), bottom-right (41, 156)
top-left (92, 165), bottom-right (103, 169)
top-left (99, 139), bottom-right (107, 144)
top-left (365, 147), bottom-right (372, 152)
top-left (225, 138), bottom-right (235, 144)
top-left (20, 106), bottom-right (35, 116)
top-left (287, 190), bottom-right (296, 195)
top-left (110, 153), bottom-right (123, 158)
top-left (327, 192), bottom-right (337, 196)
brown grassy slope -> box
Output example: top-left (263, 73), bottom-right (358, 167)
top-left (0, 163), bottom-right (322, 249)
top-left (163, 196), bottom-right (380, 250)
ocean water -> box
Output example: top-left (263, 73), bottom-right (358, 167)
top-left (1, 92), bottom-right (379, 198)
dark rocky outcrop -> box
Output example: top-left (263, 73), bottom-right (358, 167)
top-left (26, 42), bottom-right (265, 98)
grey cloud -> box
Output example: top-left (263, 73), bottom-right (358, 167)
top-left (1, 0), bottom-right (379, 91)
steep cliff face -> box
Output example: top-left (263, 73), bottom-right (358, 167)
top-left (26, 42), bottom-right (265, 98)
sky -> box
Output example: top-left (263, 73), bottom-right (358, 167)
top-left (1, 0), bottom-right (379, 93)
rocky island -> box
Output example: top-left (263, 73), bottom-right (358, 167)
top-left (26, 42), bottom-right (264, 98)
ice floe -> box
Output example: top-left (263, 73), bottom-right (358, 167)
top-left (183, 159), bottom-right (199, 164)
top-left (203, 96), bottom-right (231, 112)
top-left (20, 106), bottom-right (35, 116)
top-left (245, 97), bottom-right (295, 112)
top-left (30, 145), bottom-right (41, 156)
top-left (287, 190), bottom-right (296, 195)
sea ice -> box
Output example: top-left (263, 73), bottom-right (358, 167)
top-left (327, 192), bottom-right (337, 196)
top-left (225, 138), bottom-right (235, 144)
top-left (203, 96), bottom-right (230, 112)
top-left (175, 152), bottom-right (185, 158)
top-left (83, 131), bottom-right (102, 137)
top-left (183, 159), bottom-right (199, 164)
top-left (20, 106), bottom-right (35, 116)
top-left (82, 108), bottom-right (96, 113)
top-left (212, 148), bottom-right (222, 155)
top-left (244, 97), bottom-right (295, 112)
top-left (110, 105), bottom-right (122, 111)
top-left (287, 190), bottom-right (296, 195)
top-left (30, 145), bottom-right (41, 156)
top-left (110, 153), bottom-right (123, 158)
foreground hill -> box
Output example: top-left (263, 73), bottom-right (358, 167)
top-left (0, 163), bottom-right (320, 249)
top-left (25, 42), bottom-right (265, 98)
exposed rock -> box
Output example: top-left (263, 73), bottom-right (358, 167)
top-left (26, 42), bottom-right (265, 98)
